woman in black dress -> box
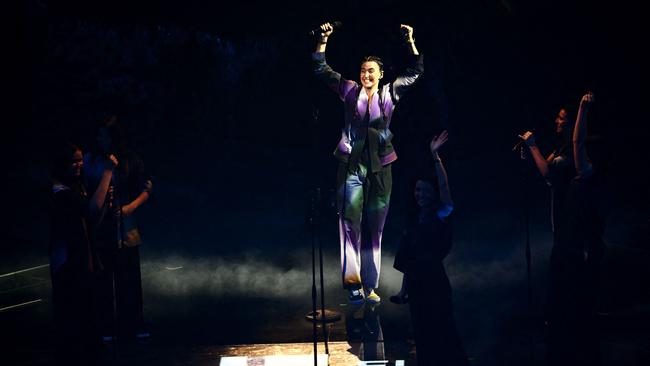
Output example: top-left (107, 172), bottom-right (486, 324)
top-left (49, 141), bottom-right (117, 364)
top-left (84, 115), bottom-right (153, 340)
top-left (393, 131), bottom-right (469, 366)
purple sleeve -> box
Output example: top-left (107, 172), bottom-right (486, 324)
top-left (312, 52), bottom-right (357, 101)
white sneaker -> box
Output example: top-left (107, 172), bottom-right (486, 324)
top-left (365, 289), bottom-right (381, 304)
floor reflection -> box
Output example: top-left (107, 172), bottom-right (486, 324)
top-left (345, 302), bottom-right (385, 361)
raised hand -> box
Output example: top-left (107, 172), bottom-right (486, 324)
top-left (400, 24), bottom-right (414, 41)
top-left (319, 22), bottom-right (335, 38)
top-left (518, 131), bottom-right (536, 146)
top-left (580, 91), bottom-right (595, 107)
top-left (430, 130), bottom-right (449, 154)
top-left (103, 154), bottom-right (118, 170)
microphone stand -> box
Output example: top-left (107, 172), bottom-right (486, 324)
top-left (514, 142), bottom-right (534, 366)
top-left (104, 179), bottom-right (120, 362)
top-left (108, 168), bottom-right (127, 362)
top-left (305, 107), bottom-right (341, 366)
top-left (309, 186), bottom-right (318, 366)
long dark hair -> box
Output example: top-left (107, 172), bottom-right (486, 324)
top-left (50, 141), bottom-right (81, 185)
top-left (101, 115), bottom-right (127, 156)
top-left (552, 106), bottom-right (575, 159)
top-left (95, 115), bottom-right (130, 175)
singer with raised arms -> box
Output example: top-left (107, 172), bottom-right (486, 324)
top-left (312, 21), bottom-right (423, 304)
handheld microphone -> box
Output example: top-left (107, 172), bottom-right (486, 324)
top-left (512, 139), bottom-right (524, 152)
top-left (308, 21), bottom-right (343, 36)
top-left (512, 129), bottom-right (535, 151)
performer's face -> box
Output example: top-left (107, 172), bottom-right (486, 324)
top-left (359, 61), bottom-right (383, 90)
top-left (70, 149), bottom-right (83, 178)
top-left (414, 180), bottom-right (436, 208)
top-left (555, 108), bottom-right (569, 134)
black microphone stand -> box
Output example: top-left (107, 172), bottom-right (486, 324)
top-left (305, 107), bottom-right (341, 366)
top-left (309, 186), bottom-right (318, 366)
top-left (104, 178), bottom-right (120, 363)
top-left (106, 167), bottom-right (127, 363)
top-left (514, 142), bottom-right (534, 366)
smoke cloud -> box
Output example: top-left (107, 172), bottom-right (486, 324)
top-left (141, 251), bottom-right (405, 299)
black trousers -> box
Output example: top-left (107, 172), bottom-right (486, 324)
top-left (94, 245), bottom-right (145, 339)
top-left (407, 271), bottom-right (469, 366)
top-left (51, 265), bottom-right (101, 365)
top-left (546, 241), bottom-right (603, 366)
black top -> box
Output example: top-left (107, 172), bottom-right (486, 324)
top-left (393, 212), bottom-right (453, 290)
top-left (49, 181), bottom-right (94, 274)
top-left (562, 171), bottom-right (610, 253)
top-left (83, 150), bottom-right (153, 248)
top-left (547, 154), bottom-right (576, 238)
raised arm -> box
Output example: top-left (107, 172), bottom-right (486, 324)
top-left (312, 22), bottom-right (356, 100)
top-left (401, 24), bottom-right (419, 56)
top-left (430, 131), bottom-right (454, 219)
top-left (391, 24), bottom-right (424, 103)
top-left (314, 22), bottom-right (333, 53)
top-left (89, 154), bottom-right (118, 213)
top-left (573, 92), bottom-right (595, 177)
top-left (519, 131), bottom-right (551, 180)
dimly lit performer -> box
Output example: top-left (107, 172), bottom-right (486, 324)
top-left (523, 92), bottom-right (606, 365)
top-left (566, 91), bottom-right (608, 365)
top-left (548, 92), bottom-right (607, 366)
top-left (312, 22), bottom-right (423, 303)
top-left (518, 103), bottom-right (577, 348)
top-left (49, 142), bottom-right (116, 365)
top-left (519, 105), bottom-right (576, 244)
top-left (393, 131), bottom-right (469, 366)
top-left (84, 115), bottom-right (153, 340)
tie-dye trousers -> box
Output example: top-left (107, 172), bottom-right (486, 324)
top-left (337, 162), bottom-right (392, 290)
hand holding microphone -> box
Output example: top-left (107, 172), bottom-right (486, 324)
top-left (580, 91), bottom-right (595, 106)
top-left (518, 131), bottom-right (536, 146)
top-left (400, 24), bottom-right (415, 43)
top-left (103, 154), bottom-right (119, 171)
top-left (513, 130), bottom-right (535, 151)
top-left (309, 21), bottom-right (342, 37)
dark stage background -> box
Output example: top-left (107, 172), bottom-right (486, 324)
top-left (4, 0), bottom-right (650, 365)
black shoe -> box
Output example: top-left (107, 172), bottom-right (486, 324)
top-left (348, 289), bottom-right (364, 304)
top-left (389, 293), bottom-right (409, 304)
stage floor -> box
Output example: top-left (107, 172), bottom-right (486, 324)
top-left (2, 261), bottom-right (650, 365)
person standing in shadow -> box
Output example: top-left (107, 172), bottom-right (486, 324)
top-left (548, 91), bottom-right (609, 366)
top-left (393, 131), bottom-right (469, 366)
top-left (49, 141), bottom-right (117, 365)
top-left (84, 115), bottom-right (153, 342)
